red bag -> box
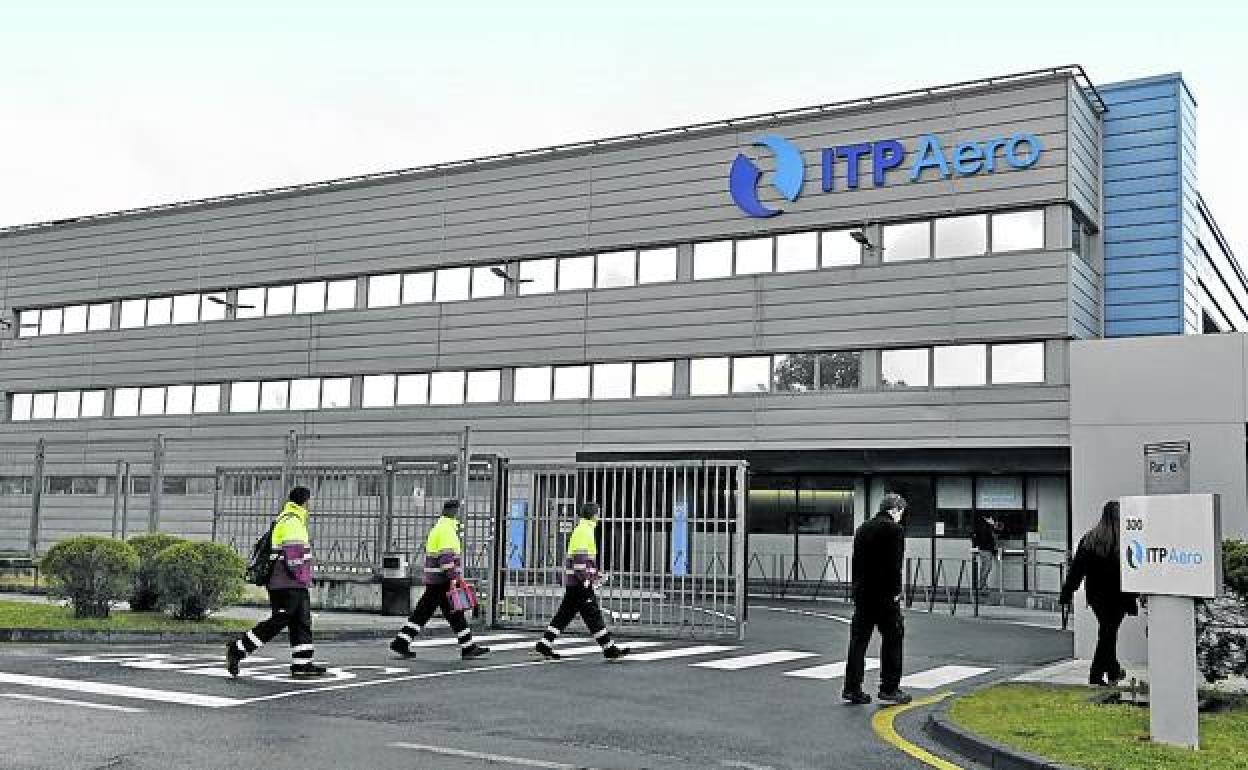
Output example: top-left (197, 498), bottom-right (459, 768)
top-left (447, 579), bottom-right (477, 612)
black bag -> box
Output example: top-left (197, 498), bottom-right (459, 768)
top-left (245, 522), bottom-right (277, 586)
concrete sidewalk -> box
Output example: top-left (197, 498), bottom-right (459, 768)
top-left (1014, 658), bottom-right (1248, 694)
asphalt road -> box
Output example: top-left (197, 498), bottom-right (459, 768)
top-left (0, 602), bottom-right (1070, 770)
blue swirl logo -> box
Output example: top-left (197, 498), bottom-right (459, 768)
top-left (1125, 540), bottom-right (1145, 570)
top-left (729, 135), bottom-right (805, 218)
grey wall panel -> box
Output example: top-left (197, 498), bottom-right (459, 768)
top-left (1069, 255), bottom-right (1101, 339)
top-left (1067, 81), bottom-right (1103, 226)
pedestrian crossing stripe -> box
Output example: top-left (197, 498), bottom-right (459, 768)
top-left (900, 665), bottom-right (993, 689)
top-left (783, 659), bottom-right (880, 680)
top-left (692, 650), bottom-right (819, 670)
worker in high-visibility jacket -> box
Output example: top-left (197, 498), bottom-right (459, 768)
top-left (227, 486), bottom-right (327, 679)
top-left (534, 502), bottom-right (630, 660)
top-left (389, 498), bottom-right (490, 660)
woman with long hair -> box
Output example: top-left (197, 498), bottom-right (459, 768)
top-left (1060, 500), bottom-right (1139, 686)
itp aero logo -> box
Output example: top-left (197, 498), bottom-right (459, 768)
top-left (729, 135), bottom-right (805, 218)
top-left (1126, 540), bottom-right (1145, 570)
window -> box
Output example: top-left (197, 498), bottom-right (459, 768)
top-left (140, 386), bottom-right (165, 416)
top-left (55, 390), bottom-right (80, 420)
top-left (690, 358), bottom-right (730, 396)
top-left (113, 388), bottom-right (140, 417)
top-left (236, 288), bottom-right (265, 319)
top-left (519, 259), bottom-right (556, 295)
top-left (326, 279), bottom-right (357, 311)
top-left (514, 367), bottom-right (552, 402)
top-left (554, 366), bottom-right (591, 400)
top-left (596, 251), bottom-right (636, 288)
top-left (120, 299), bottom-right (146, 328)
top-left (32, 393), bottom-right (56, 420)
top-left (146, 297), bottom-right (172, 326)
top-left (776, 232), bottom-right (817, 273)
top-left (592, 363), bottom-right (632, 400)
top-left (820, 230), bottom-right (861, 266)
top-left (193, 384), bottom-right (221, 413)
top-left (881, 349), bottom-right (930, 387)
top-left (634, 361), bottom-right (674, 397)
top-left (200, 293), bottom-right (227, 322)
top-left (40, 307), bottom-right (62, 335)
top-left (991, 342), bottom-right (1045, 384)
top-left (883, 222), bottom-right (930, 262)
top-left (0, 476), bottom-right (33, 495)
top-left (80, 390), bottom-right (106, 418)
top-left (402, 273), bottom-right (434, 304)
top-left (266, 285), bottom-right (294, 316)
top-left (638, 247), bottom-right (677, 284)
top-left (935, 215), bottom-right (987, 258)
top-left (165, 385), bottom-right (194, 415)
top-left (977, 476), bottom-right (1024, 510)
top-left (369, 274), bottom-right (401, 308)
top-left (396, 374), bottom-right (429, 406)
top-left (295, 282), bottom-right (326, 314)
top-left (471, 266), bottom-right (506, 299)
top-left (289, 378), bottom-right (320, 410)
top-left (62, 305), bottom-right (88, 334)
top-left (735, 238), bottom-right (773, 275)
top-left (693, 241), bottom-right (733, 280)
top-left (466, 370), bottom-right (501, 403)
top-left (88, 303), bottom-right (113, 331)
top-left (992, 210), bottom-right (1044, 252)
top-left (819, 352), bottom-right (861, 390)
top-left (436, 268), bottom-right (471, 303)
top-left (430, 371), bottom-right (466, 405)
top-left (798, 478), bottom-right (856, 536)
top-left (260, 381), bottom-right (289, 411)
top-left (732, 356), bottom-right (771, 393)
top-left (773, 353), bottom-right (816, 392)
top-left (558, 256), bottom-right (594, 291)
top-left (934, 344), bottom-right (987, 387)
top-left (230, 381), bottom-right (259, 413)
top-left (321, 378), bottom-right (352, 408)
top-left (18, 310), bottom-right (40, 338)
top-left (363, 374), bottom-right (396, 408)
top-left (11, 394), bottom-right (32, 421)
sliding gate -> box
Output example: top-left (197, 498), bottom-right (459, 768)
top-left (496, 461), bottom-right (747, 640)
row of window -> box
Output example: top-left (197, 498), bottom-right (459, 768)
top-left (7, 343), bottom-right (1045, 422)
top-left (0, 475), bottom-right (214, 496)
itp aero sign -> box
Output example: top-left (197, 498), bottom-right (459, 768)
top-left (729, 132), bottom-right (1043, 218)
top-left (1120, 494), bottom-right (1222, 600)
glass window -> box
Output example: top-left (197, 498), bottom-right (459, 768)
top-left (87, 303), bottom-right (112, 331)
top-left (11, 394), bottom-right (33, 421)
top-left (638, 247), bottom-right (677, 284)
top-left (289, 378), bottom-right (320, 410)
top-left (976, 476), bottom-right (1024, 510)
top-left (62, 305), bottom-right (88, 334)
top-left (265, 285), bottom-right (294, 316)
top-left (693, 241), bottom-right (733, 280)
top-left (519, 259), bottom-right (556, 295)
top-left (120, 299), bottom-right (146, 328)
top-left (822, 231), bottom-right (862, 268)
top-left (396, 373), bottom-right (429, 406)
top-left (472, 265), bottom-right (506, 299)
top-left (236, 288), bottom-right (265, 319)
top-left (819, 352), bottom-right (861, 390)
top-left (193, 384), bottom-right (221, 413)
top-left (634, 361), bottom-right (674, 397)
top-left (934, 344), bottom-right (987, 387)
top-left (369, 274), bottom-right (401, 308)
top-left (402, 273), bottom-right (434, 305)
top-left (165, 385), bottom-right (193, 415)
top-left (776, 232), bottom-right (817, 273)
top-left (992, 210), bottom-right (1044, 252)
top-left (18, 310), bottom-right (40, 338)
top-left (558, 256), bottom-right (594, 291)
top-left (553, 366), bottom-right (591, 400)
top-left (592, 363), bottom-right (632, 400)
top-left (260, 381), bottom-right (289, 411)
top-left (935, 215), bottom-right (987, 258)
top-left (39, 307), bottom-right (63, 335)
top-left (881, 349), bottom-right (930, 387)
top-left (798, 478), bottom-right (856, 536)
top-left (596, 251), bottom-right (636, 288)
top-left (514, 367), bottom-right (553, 402)
top-left (139, 386), bottom-right (165, 416)
top-left (171, 294), bottom-right (199, 324)
top-left (435, 268), bottom-right (471, 303)
top-left (772, 353), bottom-right (816, 392)
top-left (32, 393), bottom-right (56, 420)
top-left (732, 356), bottom-right (772, 393)
top-left (326, 279), bottom-right (357, 311)
top-left (991, 342), bottom-right (1045, 384)
top-left (362, 374), bottom-right (396, 408)
top-left (198, 293), bottom-right (226, 322)
top-left (321, 378), bottom-right (352, 408)
top-left (295, 282), bottom-right (326, 314)
top-left (734, 237), bottom-right (773, 275)
top-left (466, 370), bottom-right (501, 403)
top-left (55, 390), bottom-right (80, 420)
top-left (883, 222), bottom-right (930, 262)
top-left (937, 476), bottom-right (974, 509)
top-left (430, 371), bottom-right (467, 405)
top-left (113, 388), bottom-right (140, 417)
top-left (78, 390), bottom-right (105, 418)
top-left (145, 297), bottom-right (172, 326)
top-left (690, 358), bottom-right (730, 396)
top-left (230, 382), bottom-right (259, 413)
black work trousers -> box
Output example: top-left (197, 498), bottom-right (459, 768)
top-left (541, 584), bottom-right (615, 649)
top-left (844, 598), bottom-right (904, 694)
top-left (397, 584), bottom-right (472, 649)
top-left (239, 588), bottom-right (313, 662)
top-left (1090, 602), bottom-right (1126, 682)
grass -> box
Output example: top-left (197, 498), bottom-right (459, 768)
top-left (0, 599), bottom-right (251, 633)
top-left (950, 683), bottom-right (1248, 770)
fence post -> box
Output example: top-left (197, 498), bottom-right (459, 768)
top-left (211, 467), bottom-right (224, 542)
top-left (282, 430), bottom-right (299, 491)
top-left (734, 462), bottom-right (747, 641)
top-left (120, 462), bottom-right (131, 539)
top-left (149, 434), bottom-right (165, 533)
top-left (377, 459), bottom-right (395, 575)
top-left (457, 425), bottom-right (472, 503)
top-left (111, 460), bottom-right (124, 538)
top-left (27, 438), bottom-right (45, 557)
top-left (488, 457), bottom-right (508, 629)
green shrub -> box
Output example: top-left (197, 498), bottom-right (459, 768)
top-left (154, 541), bottom-right (246, 620)
top-left (1197, 539), bottom-right (1248, 684)
top-left (40, 536), bottom-right (139, 618)
top-left (127, 533), bottom-right (188, 611)
top-left (1222, 539), bottom-right (1248, 600)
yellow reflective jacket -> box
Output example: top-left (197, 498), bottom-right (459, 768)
top-left (564, 518), bottom-right (599, 587)
top-left (269, 501), bottom-right (312, 589)
top-left (423, 515), bottom-right (463, 586)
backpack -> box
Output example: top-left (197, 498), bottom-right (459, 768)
top-left (245, 522), bottom-right (277, 586)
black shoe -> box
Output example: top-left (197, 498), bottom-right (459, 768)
top-left (1089, 675), bottom-right (1109, 687)
top-left (461, 644), bottom-right (490, 661)
top-left (1109, 667), bottom-right (1128, 685)
top-left (877, 688), bottom-right (913, 705)
top-left (390, 638), bottom-right (416, 659)
top-left (603, 645), bottom-right (631, 661)
top-left (290, 663), bottom-right (328, 678)
top-left (225, 642), bottom-right (244, 678)
top-left (842, 690), bottom-right (872, 705)
top-left (534, 642), bottom-right (561, 660)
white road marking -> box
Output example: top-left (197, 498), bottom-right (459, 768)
top-left (783, 658), bottom-right (879, 680)
top-left (235, 660), bottom-right (553, 704)
top-left (0, 693), bottom-right (147, 713)
top-left (388, 741), bottom-right (596, 769)
top-left (900, 665), bottom-right (993, 689)
top-left (692, 650), bottom-right (819, 670)
top-left (0, 672), bottom-right (243, 708)
top-left (552, 642), bottom-right (665, 657)
top-left (622, 645), bottom-right (738, 662)
top-left (400, 633), bottom-right (526, 649)
top-left (753, 605), bottom-right (852, 625)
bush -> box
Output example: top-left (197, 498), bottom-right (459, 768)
top-left (40, 536), bottom-right (139, 619)
top-left (127, 533), bottom-right (189, 611)
top-left (1222, 539), bottom-right (1248, 600)
top-left (154, 541), bottom-right (246, 620)
top-left (1197, 539), bottom-right (1248, 684)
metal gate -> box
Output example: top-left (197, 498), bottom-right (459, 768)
top-left (496, 461), bottom-right (747, 640)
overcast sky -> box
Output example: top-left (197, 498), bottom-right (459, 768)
top-left (2, 0), bottom-right (1244, 253)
